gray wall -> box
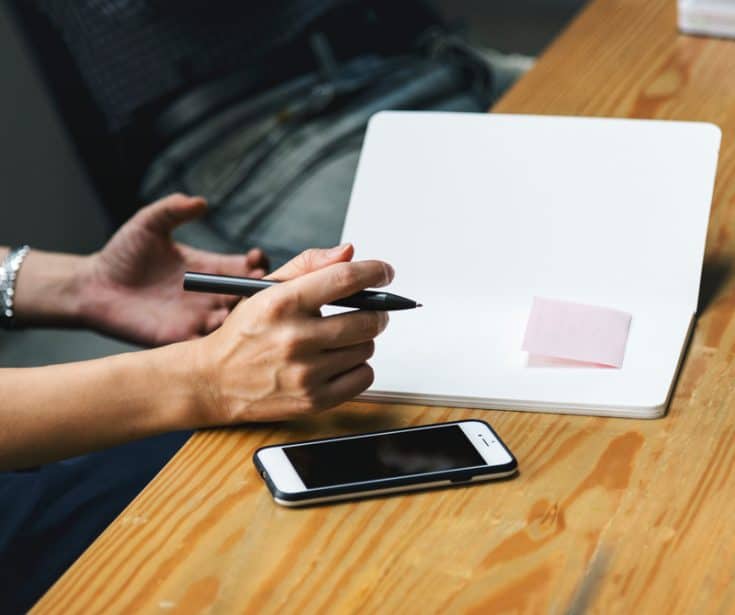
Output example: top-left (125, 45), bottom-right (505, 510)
top-left (0, 5), bottom-right (133, 367)
top-left (0, 3), bottom-right (108, 254)
top-left (435, 0), bottom-right (588, 55)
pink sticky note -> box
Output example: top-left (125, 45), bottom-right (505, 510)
top-left (522, 297), bottom-right (632, 368)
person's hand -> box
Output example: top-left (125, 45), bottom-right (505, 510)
top-left (82, 193), bottom-right (269, 346)
top-left (184, 244), bottom-right (393, 423)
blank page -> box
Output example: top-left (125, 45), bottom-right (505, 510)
top-left (342, 112), bottom-right (720, 417)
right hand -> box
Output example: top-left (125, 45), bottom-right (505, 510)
top-left (187, 244), bottom-right (393, 424)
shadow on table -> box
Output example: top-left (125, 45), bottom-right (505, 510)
top-left (698, 258), bottom-right (731, 313)
top-left (300, 470), bottom-right (521, 510)
top-left (235, 402), bottom-right (407, 441)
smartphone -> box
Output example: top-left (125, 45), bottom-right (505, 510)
top-left (253, 420), bottom-right (517, 507)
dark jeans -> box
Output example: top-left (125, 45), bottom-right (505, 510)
top-left (0, 430), bottom-right (191, 613)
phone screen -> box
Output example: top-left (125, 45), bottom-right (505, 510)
top-left (283, 425), bottom-right (486, 488)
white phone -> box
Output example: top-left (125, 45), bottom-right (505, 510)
top-left (253, 420), bottom-right (518, 507)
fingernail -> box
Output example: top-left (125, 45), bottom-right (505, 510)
top-left (326, 243), bottom-right (350, 257)
top-left (378, 311), bottom-right (390, 331)
top-left (382, 263), bottom-right (395, 285)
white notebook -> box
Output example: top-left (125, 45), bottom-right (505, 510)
top-left (679, 0), bottom-right (735, 39)
top-left (340, 112), bottom-right (721, 418)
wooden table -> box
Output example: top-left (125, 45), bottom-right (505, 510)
top-left (34, 0), bottom-right (735, 612)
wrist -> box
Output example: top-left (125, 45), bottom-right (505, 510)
top-left (161, 333), bottom-right (234, 429)
top-left (13, 249), bottom-right (91, 327)
top-left (74, 251), bottom-right (119, 333)
top-left (180, 336), bottom-right (226, 429)
top-left (140, 341), bottom-right (208, 431)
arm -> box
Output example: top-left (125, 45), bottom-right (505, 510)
top-left (0, 344), bottom-right (194, 469)
top-left (0, 244), bottom-right (392, 470)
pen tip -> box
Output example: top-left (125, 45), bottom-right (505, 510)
top-left (416, 303), bottom-right (423, 308)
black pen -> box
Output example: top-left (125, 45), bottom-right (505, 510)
top-left (183, 272), bottom-right (423, 311)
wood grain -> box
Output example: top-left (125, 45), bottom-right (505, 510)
top-left (33, 0), bottom-right (735, 612)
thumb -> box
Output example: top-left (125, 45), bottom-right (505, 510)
top-left (138, 193), bottom-right (208, 235)
top-left (267, 244), bottom-right (354, 281)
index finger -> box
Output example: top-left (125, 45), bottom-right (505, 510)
top-left (281, 260), bottom-right (394, 312)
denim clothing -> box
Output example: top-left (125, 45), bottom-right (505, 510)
top-left (0, 431), bottom-right (191, 613)
top-left (142, 51), bottom-right (490, 268)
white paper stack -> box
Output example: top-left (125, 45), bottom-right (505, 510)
top-left (679, 0), bottom-right (735, 39)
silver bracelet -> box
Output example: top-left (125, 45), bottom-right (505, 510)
top-left (0, 245), bottom-right (30, 329)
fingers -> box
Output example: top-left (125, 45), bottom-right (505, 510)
top-left (209, 248), bottom-right (269, 278)
top-left (179, 246), bottom-right (268, 311)
top-left (313, 341), bottom-right (375, 381)
top-left (203, 248), bottom-right (267, 309)
top-left (307, 310), bottom-right (389, 350)
top-left (139, 193), bottom-right (208, 235)
top-left (203, 307), bottom-right (230, 334)
top-left (267, 244), bottom-right (354, 281)
top-left (317, 363), bottom-right (375, 409)
top-left (276, 260), bottom-right (394, 313)
top-left (246, 248), bottom-right (269, 274)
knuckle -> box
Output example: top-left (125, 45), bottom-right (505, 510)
top-left (288, 251), bottom-right (308, 274)
top-left (277, 325), bottom-right (304, 356)
top-left (260, 291), bottom-right (294, 319)
top-left (285, 248), bottom-right (320, 279)
top-left (137, 201), bottom-right (159, 220)
top-left (291, 363), bottom-right (314, 390)
top-left (325, 321), bottom-right (341, 346)
top-left (332, 262), bottom-right (359, 291)
top-left (299, 248), bottom-right (320, 269)
top-left (302, 388), bottom-right (325, 413)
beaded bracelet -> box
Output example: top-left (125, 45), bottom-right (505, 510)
top-left (0, 245), bottom-right (30, 329)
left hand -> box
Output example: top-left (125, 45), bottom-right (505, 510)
top-left (83, 193), bottom-right (269, 346)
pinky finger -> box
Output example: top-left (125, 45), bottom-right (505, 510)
top-left (315, 363), bottom-right (375, 411)
top-left (204, 307), bottom-right (230, 334)
top-left (215, 293), bottom-right (242, 309)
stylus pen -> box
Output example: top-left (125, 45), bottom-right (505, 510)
top-left (183, 272), bottom-right (423, 311)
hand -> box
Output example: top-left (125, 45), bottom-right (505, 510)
top-left (185, 244), bottom-right (393, 423)
top-left (83, 193), bottom-right (269, 346)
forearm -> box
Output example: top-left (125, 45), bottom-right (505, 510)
top-left (0, 343), bottom-right (199, 470)
top-left (3, 246), bottom-right (93, 328)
